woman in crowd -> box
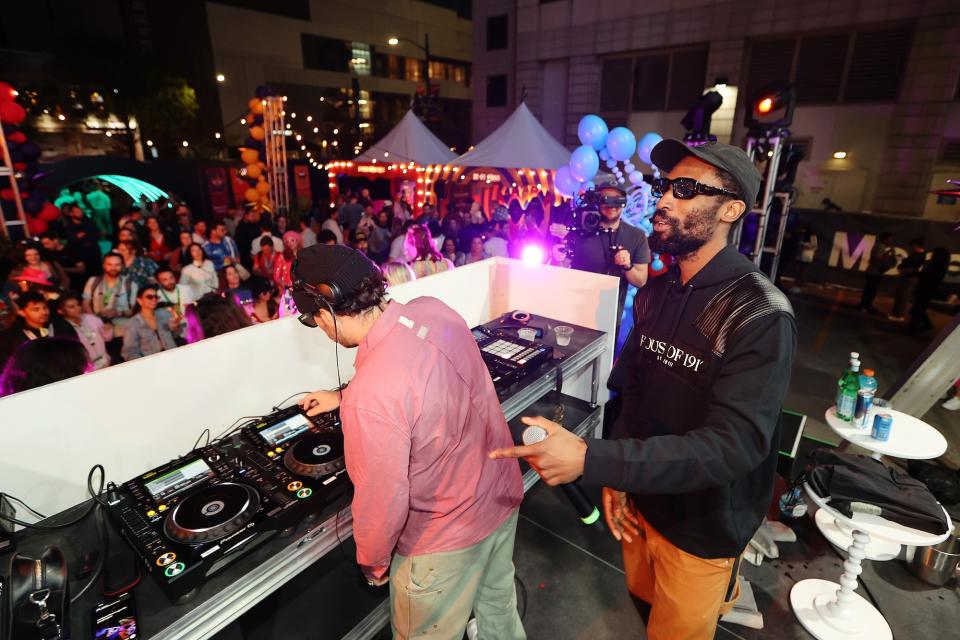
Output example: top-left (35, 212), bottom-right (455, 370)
top-left (218, 264), bottom-right (253, 308)
top-left (248, 277), bottom-right (279, 323)
top-left (121, 285), bottom-right (181, 360)
top-left (367, 208), bottom-right (392, 264)
top-left (253, 236), bottom-right (279, 279)
top-left (169, 230), bottom-right (194, 275)
top-left (406, 224), bottom-right (454, 278)
top-left (458, 235), bottom-right (488, 266)
top-left (53, 292), bottom-right (111, 369)
top-left (179, 243), bottom-right (218, 300)
top-left (441, 237), bottom-right (462, 266)
top-left (184, 292), bottom-right (252, 342)
top-left (116, 239), bottom-right (158, 287)
top-left (8, 242), bottom-right (69, 290)
top-left (0, 337), bottom-right (89, 397)
top-left (145, 216), bottom-right (173, 263)
top-left (273, 231), bottom-right (302, 289)
top-left (381, 261), bottom-right (416, 288)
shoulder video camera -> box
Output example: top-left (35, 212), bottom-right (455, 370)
top-left (568, 190), bottom-right (627, 237)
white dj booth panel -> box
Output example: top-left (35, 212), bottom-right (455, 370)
top-left (0, 258), bottom-right (618, 516)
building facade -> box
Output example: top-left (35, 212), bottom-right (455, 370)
top-left (472, 0), bottom-right (960, 219)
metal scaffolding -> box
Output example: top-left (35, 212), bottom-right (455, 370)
top-left (263, 96), bottom-right (290, 215)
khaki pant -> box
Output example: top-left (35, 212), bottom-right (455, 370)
top-left (623, 510), bottom-right (742, 640)
top-left (389, 510), bottom-right (525, 640)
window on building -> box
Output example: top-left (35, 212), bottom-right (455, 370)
top-left (666, 48), bottom-right (709, 110)
top-left (301, 34), bottom-right (350, 72)
top-left (350, 42), bottom-right (372, 76)
top-left (843, 27), bottom-right (911, 103)
top-left (487, 74), bottom-right (507, 107)
top-left (746, 38), bottom-right (795, 104)
top-left (795, 34), bottom-right (848, 104)
top-left (405, 57), bottom-right (423, 82)
top-left (487, 14), bottom-right (508, 51)
top-left (600, 58), bottom-right (633, 113)
top-left (631, 55), bottom-right (669, 111)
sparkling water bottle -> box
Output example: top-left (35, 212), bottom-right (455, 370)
top-left (836, 359), bottom-right (861, 421)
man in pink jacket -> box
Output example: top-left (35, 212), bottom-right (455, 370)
top-left (292, 245), bottom-right (526, 640)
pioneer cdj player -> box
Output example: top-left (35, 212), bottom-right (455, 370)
top-left (107, 407), bottom-right (349, 603)
top-left (471, 325), bottom-right (554, 393)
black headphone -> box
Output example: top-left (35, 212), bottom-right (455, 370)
top-left (291, 258), bottom-right (341, 327)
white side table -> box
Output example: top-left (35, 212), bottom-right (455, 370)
top-left (818, 406), bottom-right (947, 559)
top-left (790, 483), bottom-right (951, 640)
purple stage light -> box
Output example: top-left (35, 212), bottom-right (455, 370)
top-left (521, 244), bottom-right (546, 266)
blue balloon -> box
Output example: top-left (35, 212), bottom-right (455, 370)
top-left (637, 132), bottom-right (663, 166)
top-left (628, 170), bottom-right (644, 184)
top-left (651, 258), bottom-right (664, 271)
top-left (577, 115), bottom-right (609, 151)
top-left (553, 166), bottom-right (579, 196)
top-left (605, 158), bottom-right (617, 169)
top-left (605, 127), bottom-right (637, 162)
top-left (568, 145), bottom-right (600, 182)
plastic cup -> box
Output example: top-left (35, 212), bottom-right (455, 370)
top-left (554, 325), bottom-right (574, 347)
top-left (518, 327), bottom-right (537, 342)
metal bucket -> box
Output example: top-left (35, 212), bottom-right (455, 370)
top-left (905, 534), bottom-right (960, 586)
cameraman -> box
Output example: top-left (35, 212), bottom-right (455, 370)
top-left (568, 182), bottom-right (650, 327)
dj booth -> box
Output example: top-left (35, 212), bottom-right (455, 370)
top-left (0, 258), bottom-right (619, 639)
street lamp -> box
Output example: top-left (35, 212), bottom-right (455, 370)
top-left (215, 73), bottom-right (226, 82)
top-left (387, 34), bottom-right (432, 104)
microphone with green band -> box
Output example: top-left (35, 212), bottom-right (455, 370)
top-left (522, 425), bottom-right (601, 527)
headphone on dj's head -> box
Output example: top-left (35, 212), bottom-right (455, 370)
top-left (290, 258), bottom-right (341, 327)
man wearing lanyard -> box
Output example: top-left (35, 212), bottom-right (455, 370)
top-left (82, 252), bottom-right (139, 361)
top-left (0, 291), bottom-right (54, 366)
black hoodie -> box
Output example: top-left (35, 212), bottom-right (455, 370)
top-left (582, 244), bottom-right (796, 558)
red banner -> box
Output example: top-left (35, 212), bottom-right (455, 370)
top-left (205, 167), bottom-right (230, 219)
top-left (292, 164), bottom-right (312, 202)
top-left (228, 167), bottom-right (250, 209)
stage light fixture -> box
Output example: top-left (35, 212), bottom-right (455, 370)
top-left (744, 81), bottom-right (795, 131)
top-left (521, 245), bottom-right (546, 266)
top-left (681, 90), bottom-right (723, 145)
top-left (833, 151), bottom-right (847, 159)
top-left (757, 98), bottom-right (773, 114)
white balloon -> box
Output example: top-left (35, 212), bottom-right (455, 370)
top-left (605, 159), bottom-right (617, 169)
top-left (629, 171), bottom-right (644, 184)
top-left (624, 163), bottom-right (635, 173)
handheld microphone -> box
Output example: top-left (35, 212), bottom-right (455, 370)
top-left (522, 426), bottom-right (601, 527)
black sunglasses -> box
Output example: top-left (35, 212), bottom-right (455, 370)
top-left (652, 177), bottom-right (739, 201)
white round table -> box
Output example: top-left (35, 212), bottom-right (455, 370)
top-left (824, 406), bottom-right (947, 461)
top-left (791, 484), bottom-right (951, 640)
top-left (819, 406), bottom-right (947, 559)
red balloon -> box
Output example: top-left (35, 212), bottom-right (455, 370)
top-left (39, 202), bottom-right (60, 221)
top-left (7, 131), bottom-right (26, 144)
top-left (26, 215), bottom-right (48, 236)
top-left (0, 82), bottom-right (16, 103)
top-left (0, 101), bottom-right (25, 125)
top-left (12, 162), bottom-right (26, 171)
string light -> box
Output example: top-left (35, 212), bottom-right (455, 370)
top-left (182, 140), bottom-right (189, 147)
top-left (215, 132), bottom-right (221, 139)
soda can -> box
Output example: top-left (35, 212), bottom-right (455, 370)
top-left (854, 391), bottom-right (874, 429)
top-left (871, 412), bottom-right (893, 441)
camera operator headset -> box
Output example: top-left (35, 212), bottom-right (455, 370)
top-left (565, 181), bottom-right (651, 332)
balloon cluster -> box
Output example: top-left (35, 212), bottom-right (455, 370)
top-left (0, 81), bottom-right (59, 236)
top-left (241, 86), bottom-right (273, 207)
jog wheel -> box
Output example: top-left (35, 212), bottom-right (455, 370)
top-left (164, 482), bottom-right (260, 544)
top-left (283, 432), bottom-right (345, 478)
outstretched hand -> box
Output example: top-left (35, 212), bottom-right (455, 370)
top-left (488, 416), bottom-right (587, 486)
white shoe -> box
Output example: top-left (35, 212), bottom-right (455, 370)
top-left (466, 618), bottom-right (479, 640)
top-left (942, 397), bottom-right (960, 411)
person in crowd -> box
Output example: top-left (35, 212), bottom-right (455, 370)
top-left (169, 230), bottom-right (194, 275)
top-left (122, 284), bottom-right (181, 360)
top-left (179, 243), bottom-right (219, 300)
top-left (39, 232), bottom-right (86, 290)
top-left (317, 229), bottom-right (338, 246)
top-left (53, 292), bottom-right (110, 370)
top-left (85, 183), bottom-right (113, 236)
top-left (358, 187), bottom-right (372, 207)
top-left (191, 219), bottom-right (208, 245)
top-left (459, 206), bottom-right (486, 253)
top-left (388, 220), bottom-right (416, 262)
top-left (155, 266), bottom-right (194, 316)
top-left (292, 245), bottom-right (525, 639)
top-left (300, 216), bottom-right (317, 248)
top-left (341, 193), bottom-right (365, 238)
top-left (0, 291), bottom-right (55, 366)
top-left (250, 217), bottom-right (283, 257)
top-left (234, 206), bottom-right (263, 270)
top-left (794, 224), bottom-right (818, 290)
top-left (273, 231), bottom-right (302, 289)
top-left (393, 191), bottom-right (413, 225)
top-left (0, 337), bottom-right (89, 397)
top-left (115, 225), bottom-right (138, 249)
top-left (275, 214), bottom-right (289, 236)
top-left (223, 208), bottom-right (243, 237)
top-left (352, 231), bottom-right (370, 258)
top-left (7, 242), bottom-right (69, 290)
top-left (441, 237), bottom-right (462, 266)
top-left (407, 225), bottom-right (454, 278)
top-left (175, 203), bottom-right (193, 235)
top-left (380, 260), bottom-right (416, 288)
top-left (858, 231), bottom-right (897, 314)
top-left (890, 237), bottom-right (926, 321)
top-left (184, 292), bottom-right (252, 342)
top-left (253, 236), bottom-right (280, 279)
top-left (491, 140), bottom-right (796, 640)
top-left (82, 252), bottom-right (138, 361)
top-left (356, 204), bottom-right (376, 239)
top-left (203, 222), bottom-right (241, 272)
top-left (907, 246), bottom-right (951, 333)
top-left (321, 208), bottom-right (344, 244)
top-left (116, 239), bottom-right (158, 288)
top-left (483, 206), bottom-right (511, 258)
top-left (248, 277), bottom-right (279, 323)
top-left (426, 218), bottom-right (444, 252)
top-left (441, 213), bottom-right (462, 250)
top-left (367, 209), bottom-right (392, 264)
top-left (63, 203), bottom-right (103, 281)
top-left (458, 235), bottom-right (488, 266)
top-left (219, 264), bottom-right (253, 308)
top-left (144, 216), bottom-right (172, 263)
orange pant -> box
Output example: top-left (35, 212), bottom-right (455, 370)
top-left (622, 511), bottom-right (741, 640)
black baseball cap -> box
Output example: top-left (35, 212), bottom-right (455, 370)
top-left (291, 244), bottom-right (380, 315)
top-left (595, 181), bottom-right (626, 196)
top-left (651, 139), bottom-right (761, 206)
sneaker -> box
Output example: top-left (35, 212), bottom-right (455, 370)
top-left (466, 618), bottom-right (479, 640)
top-left (942, 397), bottom-right (960, 411)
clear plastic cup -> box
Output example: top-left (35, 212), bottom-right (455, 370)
top-left (518, 327), bottom-right (537, 341)
top-left (554, 325), bottom-right (574, 346)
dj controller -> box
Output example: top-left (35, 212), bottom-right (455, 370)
top-left (471, 325), bottom-right (554, 393)
top-left (106, 406), bottom-right (349, 603)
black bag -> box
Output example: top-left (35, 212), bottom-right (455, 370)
top-left (807, 449), bottom-right (949, 535)
top-left (7, 546), bottom-right (70, 640)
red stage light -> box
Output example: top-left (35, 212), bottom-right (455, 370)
top-left (757, 97), bottom-right (774, 114)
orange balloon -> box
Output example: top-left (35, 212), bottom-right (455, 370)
top-left (249, 126), bottom-right (265, 141)
top-left (244, 188), bottom-right (260, 203)
top-left (240, 148), bottom-right (259, 164)
top-left (246, 164), bottom-right (262, 179)
top-left (248, 98), bottom-right (264, 115)
top-left (260, 195), bottom-right (271, 206)
top-left (256, 181), bottom-right (270, 195)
